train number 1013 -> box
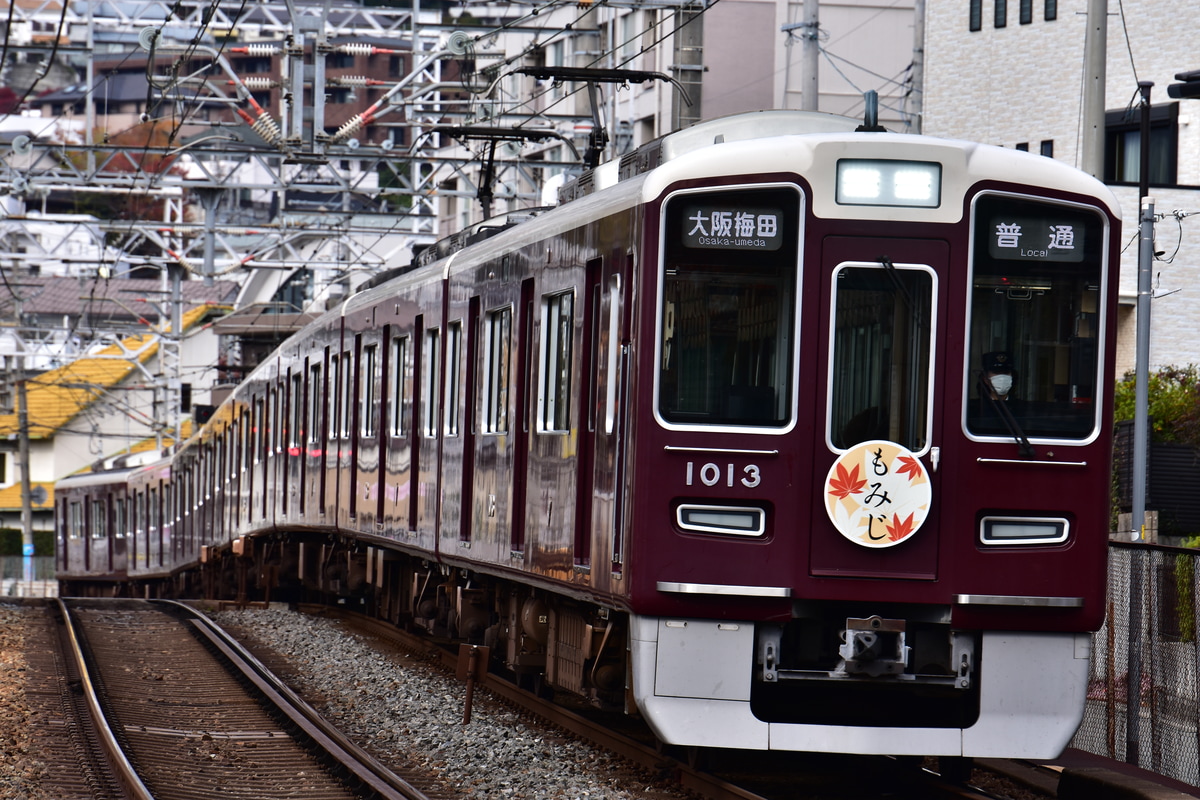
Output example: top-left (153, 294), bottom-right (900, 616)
top-left (685, 461), bottom-right (762, 489)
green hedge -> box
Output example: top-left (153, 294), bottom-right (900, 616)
top-left (0, 529), bottom-right (55, 556)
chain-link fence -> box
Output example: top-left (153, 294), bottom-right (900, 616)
top-left (1072, 542), bottom-right (1200, 786)
top-left (0, 556), bottom-right (58, 597)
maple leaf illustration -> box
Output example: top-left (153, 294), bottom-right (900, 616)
top-left (886, 512), bottom-right (916, 542)
top-left (827, 462), bottom-right (866, 499)
top-left (896, 455), bottom-right (923, 482)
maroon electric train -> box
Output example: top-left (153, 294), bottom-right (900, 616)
top-left (57, 109), bottom-right (1121, 758)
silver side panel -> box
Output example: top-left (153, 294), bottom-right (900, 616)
top-left (630, 614), bottom-right (1090, 757)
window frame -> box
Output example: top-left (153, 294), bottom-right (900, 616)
top-left (654, 183), bottom-right (803, 434)
top-left (825, 261), bottom-right (938, 455)
top-left (1104, 103), bottom-right (1181, 187)
top-left (423, 327), bottom-right (442, 439)
top-left (390, 334), bottom-right (409, 438)
top-left (361, 340), bottom-right (379, 438)
top-left (539, 290), bottom-right (575, 433)
top-left (962, 190), bottom-right (1111, 447)
top-left (482, 307), bottom-right (512, 435)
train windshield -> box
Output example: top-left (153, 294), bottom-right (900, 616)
top-left (658, 186), bottom-right (801, 428)
top-left (829, 263), bottom-right (934, 451)
top-left (966, 193), bottom-right (1107, 441)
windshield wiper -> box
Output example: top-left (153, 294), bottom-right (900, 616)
top-left (979, 375), bottom-right (1036, 459)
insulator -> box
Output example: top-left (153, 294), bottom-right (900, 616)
top-left (236, 44), bottom-right (282, 56)
top-left (252, 114), bottom-right (283, 146)
top-left (240, 77), bottom-right (279, 90)
top-left (330, 76), bottom-right (374, 87)
top-left (337, 43), bottom-right (377, 56)
top-left (333, 115), bottom-right (364, 142)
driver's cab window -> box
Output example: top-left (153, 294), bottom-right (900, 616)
top-left (828, 262), bottom-right (935, 452)
top-left (966, 193), bottom-right (1107, 441)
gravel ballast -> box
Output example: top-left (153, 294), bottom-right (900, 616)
top-left (213, 606), bottom-right (694, 800)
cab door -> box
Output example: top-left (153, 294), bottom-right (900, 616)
top-left (809, 236), bottom-right (949, 584)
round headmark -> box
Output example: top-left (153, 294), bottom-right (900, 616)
top-left (823, 440), bottom-right (931, 548)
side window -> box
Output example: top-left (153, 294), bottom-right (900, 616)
top-left (114, 496), bottom-right (127, 539)
top-left (341, 349), bottom-right (354, 438)
top-left (270, 386), bottom-right (281, 454)
top-left (483, 307), bottom-right (512, 434)
top-left (445, 321), bottom-right (462, 436)
top-left (69, 501), bottom-right (83, 540)
top-left (966, 193), bottom-right (1107, 441)
top-left (289, 372), bottom-right (303, 450)
top-left (254, 396), bottom-right (266, 463)
top-left (423, 328), bottom-right (441, 438)
top-left (540, 290), bottom-right (574, 433)
top-left (828, 263), bottom-right (934, 452)
top-left (362, 341), bottom-right (379, 438)
top-left (390, 335), bottom-right (409, 437)
top-left (329, 354), bottom-right (342, 440)
top-left (90, 499), bottom-right (106, 539)
top-left (308, 362), bottom-right (322, 445)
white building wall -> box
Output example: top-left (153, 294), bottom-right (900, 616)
top-left (923, 0), bottom-right (1200, 377)
top-left (446, 0), bottom-right (920, 231)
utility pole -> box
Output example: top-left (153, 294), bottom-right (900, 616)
top-left (1079, 0), bottom-right (1107, 177)
top-left (801, 0), bottom-right (819, 111)
top-left (909, 0), bottom-right (925, 133)
top-left (16, 359), bottom-right (33, 583)
top-left (1127, 78), bottom-right (1154, 769)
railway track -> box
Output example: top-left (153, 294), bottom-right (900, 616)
top-left (271, 604), bottom-right (1052, 800)
top-left (31, 598), bottom-right (437, 800)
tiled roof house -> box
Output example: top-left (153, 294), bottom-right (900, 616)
top-left (0, 302), bottom-right (229, 529)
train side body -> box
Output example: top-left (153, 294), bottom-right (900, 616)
top-left (56, 110), bottom-right (1120, 759)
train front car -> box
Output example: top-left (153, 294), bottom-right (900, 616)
top-left (626, 115), bottom-right (1120, 758)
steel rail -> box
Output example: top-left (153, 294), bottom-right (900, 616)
top-left (56, 598), bottom-right (157, 800)
top-left (158, 600), bottom-right (432, 800)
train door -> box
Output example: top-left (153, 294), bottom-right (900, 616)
top-left (113, 492), bottom-right (128, 574)
top-left (578, 254), bottom-right (630, 574)
top-left (809, 236), bottom-right (948, 580)
top-left (382, 327), bottom-right (412, 536)
top-left (511, 279), bottom-right (534, 553)
top-left (572, 260), bottom-right (602, 568)
top-left (416, 315), bottom-right (445, 540)
top-left (458, 299), bottom-right (480, 545)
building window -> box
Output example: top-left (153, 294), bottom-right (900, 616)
top-left (1104, 104), bottom-right (1179, 186)
top-left (969, 0), bottom-right (982, 31)
top-left (995, 0), bottom-right (1007, 28)
top-left (1045, 0), bottom-right (1057, 21)
top-left (1040, 139), bottom-right (1054, 157)
top-left (1020, 0), bottom-right (1032, 24)
top-left (1015, 142), bottom-right (1029, 152)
